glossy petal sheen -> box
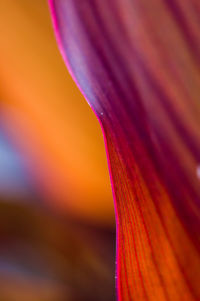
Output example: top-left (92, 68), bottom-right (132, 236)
top-left (49, 1), bottom-right (200, 300)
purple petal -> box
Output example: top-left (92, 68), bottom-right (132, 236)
top-left (49, 1), bottom-right (200, 300)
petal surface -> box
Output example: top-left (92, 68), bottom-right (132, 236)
top-left (49, 1), bottom-right (200, 300)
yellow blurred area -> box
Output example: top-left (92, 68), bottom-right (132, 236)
top-left (0, 1), bottom-right (114, 226)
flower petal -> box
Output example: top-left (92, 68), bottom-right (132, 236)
top-left (49, 0), bottom-right (200, 300)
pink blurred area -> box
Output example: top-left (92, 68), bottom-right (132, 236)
top-left (0, 1), bottom-right (115, 300)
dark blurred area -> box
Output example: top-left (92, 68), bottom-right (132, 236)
top-left (0, 201), bottom-right (115, 301)
top-left (0, 1), bottom-right (115, 300)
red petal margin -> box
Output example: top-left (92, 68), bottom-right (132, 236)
top-left (48, 1), bottom-right (200, 300)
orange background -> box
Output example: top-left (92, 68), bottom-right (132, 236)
top-left (0, 0), bottom-right (114, 226)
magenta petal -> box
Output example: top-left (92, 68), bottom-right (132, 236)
top-left (49, 1), bottom-right (200, 300)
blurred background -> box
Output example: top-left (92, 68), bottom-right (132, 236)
top-left (0, 1), bottom-right (115, 300)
